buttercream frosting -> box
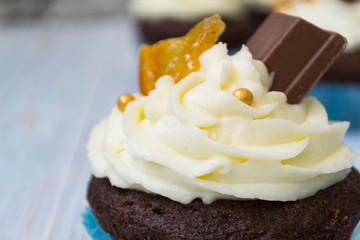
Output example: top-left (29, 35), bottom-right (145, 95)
top-left (128, 0), bottom-right (248, 20)
top-left (87, 43), bottom-right (355, 204)
top-left (278, 0), bottom-right (360, 52)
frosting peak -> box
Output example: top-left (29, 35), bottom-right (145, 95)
top-left (87, 43), bottom-right (355, 204)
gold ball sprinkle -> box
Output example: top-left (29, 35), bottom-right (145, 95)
top-left (232, 88), bottom-right (254, 106)
top-left (117, 93), bottom-right (135, 112)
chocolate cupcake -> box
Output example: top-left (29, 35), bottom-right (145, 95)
top-left (128, 0), bottom-right (277, 48)
top-left (88, 169), bottom-right (360, 240)
top-left (276, 0), bottom-right (360, 82)
top-left (275, 0), bottom-right (360, 126)
top-left (85, 14), bottom-right (360, 240)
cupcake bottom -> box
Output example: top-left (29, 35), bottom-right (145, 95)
top-left (83, 207), bottom-right (112, 240)
top-left (135, 15), bottom-right (257, 49)
top-left (87, 168), bottom-right (360, 240)
top-left (324, 50), bottom-right (360, 83)
top-left (82, 208), bottom-right (360, 240)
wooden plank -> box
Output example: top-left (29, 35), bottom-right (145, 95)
top-left (47, 0), bottom-right (126, 17)
top-left (45, 16), bottom-right (138, 240)
top-left (0, 19), bottom-right (59, 98)
top-left (0, 17), bottom-right (136, 240)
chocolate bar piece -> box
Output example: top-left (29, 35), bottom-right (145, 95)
top-left (246, 12), bottom-right (347, 104)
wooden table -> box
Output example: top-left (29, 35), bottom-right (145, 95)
top-left (0, 16), bottom-right (359, 240)
top-left (0, 16), bottom-right (138, 239)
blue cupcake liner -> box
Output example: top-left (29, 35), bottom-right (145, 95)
top-left (83, 206), bottom-right (360, 240)
top-left (353, 222), bottom-right (360, 240)
top-left (82, 207), bottom-right (112, 240)
top-left (309, 82), bottom-right (360, 128)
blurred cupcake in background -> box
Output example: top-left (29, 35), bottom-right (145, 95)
top-left (275, 0), bottom-right (360, 127)
top-left (276, 0), bottom-right (360, 82)
top-left (244, 0), bottom-right (284, 21)
top-left (128, 0), bottom-right (276, 48)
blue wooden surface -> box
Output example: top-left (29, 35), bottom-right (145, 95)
top-left (0, 16), bottom-right (359, 240)
top-left (0, 17), bottom-right (137, 240)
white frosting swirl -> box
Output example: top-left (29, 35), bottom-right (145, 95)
top-left (128, 0), bottom-right (248, 20)
top-left (87, 43), bottom-right (355, 204)
top-left (278, 0), bottom-right (360, 52)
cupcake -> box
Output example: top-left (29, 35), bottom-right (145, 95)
top-left (274, 0), bottom-right (360, 126)
top-left (128, 0), bottom-right (268, 48)
top-left (244, 0), bottom-right (284, 22)
top-left (85, 15), bottom-right (360, 239)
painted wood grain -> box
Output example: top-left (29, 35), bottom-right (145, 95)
top-left (45, 17), bottom-right (137, 240)
top-left (0, 19), bottom-right (60, 98)
top-left (0, 16), bottom-right (136, 240)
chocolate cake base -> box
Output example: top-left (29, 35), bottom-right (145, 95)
top-left (323, 50), bottom-right (360, 83)
top-left (136, 15), bottom-right (257, 49)
top-left (87, 168), bottom-right (360, 240)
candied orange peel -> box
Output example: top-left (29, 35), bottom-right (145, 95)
top-left (139, 14), bottom-right (225, 95)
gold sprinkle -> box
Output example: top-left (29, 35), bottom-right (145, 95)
top-left (117, 93), bottom-right (135, 112)
top-left (232, 88), bottom-right (254, 106)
